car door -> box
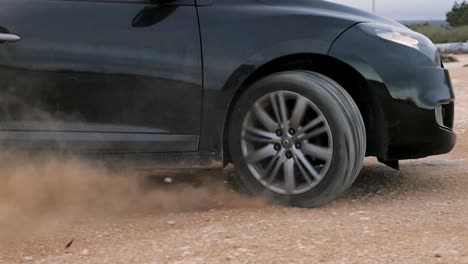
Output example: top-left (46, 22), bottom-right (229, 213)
top-left (0, 0), bottom-right (202, 153)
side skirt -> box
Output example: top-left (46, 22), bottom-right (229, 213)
top-left (0, 131), bottom-right (199, 153)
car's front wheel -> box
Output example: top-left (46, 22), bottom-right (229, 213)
top-left (228, 71), bottom-right (366, 207)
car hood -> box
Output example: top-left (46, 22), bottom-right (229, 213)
top-left (260, 0), bottom-right (404, 28)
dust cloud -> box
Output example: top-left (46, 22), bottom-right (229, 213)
top-left (0, 152), bottom-right (263, 242)
top-left (0, 83), bottom-right (264, 244)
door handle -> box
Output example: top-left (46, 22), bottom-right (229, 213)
top-left (0, 32), bottom-right (21, 43)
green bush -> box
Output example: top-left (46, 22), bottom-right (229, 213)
top-left (407, 24), bottom-right (468, 43)
top-left (441, 54), bottom-right (459, 63)
top-left (447, 1), bottom-right (468, 27)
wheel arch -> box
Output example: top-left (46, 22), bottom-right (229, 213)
top-left (222, 53), bottom-right (387, 165)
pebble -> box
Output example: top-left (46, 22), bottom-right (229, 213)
top-left (164, 177), bottom-right (173, 183)
top-left (23, 256), bottom-right (33, 262)
top-left (167, 220), bottom-right (176, 225)
top-left (81, 249), bottom-right (89, 256)
top-left (349, 211), bottom-right (367, 216)
top-left (237, 248), bottom-right (249, 253)
top-left (435, 253), bottom-right (442, 258)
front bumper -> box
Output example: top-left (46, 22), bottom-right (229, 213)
top-left (329, 24), bottom-right (456, 160)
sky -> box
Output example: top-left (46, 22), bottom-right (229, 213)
top-left (330, 0), bottom-right (457, 20)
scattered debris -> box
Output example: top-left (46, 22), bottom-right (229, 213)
top-left (164, 177), bottom-right (173, 183)
top-left (237, 248), bottom-right (249, 253)
top-left (23, 256), bottom-right (33, 262)
top-left (65, 239), bottom-right (74, 249)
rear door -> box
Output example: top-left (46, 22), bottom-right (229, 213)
top-left (0, 0), bottom-right (202, 153)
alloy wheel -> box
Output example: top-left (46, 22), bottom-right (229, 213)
top-left (240, 91), bottom-right (333, 195)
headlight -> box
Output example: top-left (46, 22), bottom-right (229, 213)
top-left (358, 23), bottom-right (440, 66)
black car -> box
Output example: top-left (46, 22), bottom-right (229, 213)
top-left (0, 0), bottom-right (456, 207)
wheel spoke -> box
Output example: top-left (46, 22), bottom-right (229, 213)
top-left (262, 151), bottom-right (281, 178)
top-left (277, 92), bottom-right (289, 131)
top-left (299, 126), bottom-right (328, 141)
top-left (253, 103), bottom-right (278, 132)
top-left (283, 158), bottom-right (295, 194)
top-left (243, 126), bottom-right (279, 144)
top-left (244, 135), bottom-right (278, 144)
top-left (293, 154), bottom-right (314, 185)
top-left (269, 94), bottom-right (283, 125)
top-left (302, 142), bottom-right (332, 161)
top-left (244, 135), bottom-right (277, 144)
top-left (294, 150), bottom-right (320, 180)
top-left (290, 96), bottom-right (308, 129)
top-left (299, 116), bottom-right (324, 133)
top-left (264, 152), bottom-right (284, 183)
top-left (245, 144), bottom-right (275, 163)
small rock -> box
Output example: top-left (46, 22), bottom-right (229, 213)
top-left (167, 220), bottom-right (176, 225)
top-left (349, 211), bottom-right (366, 216)
top-left (23, 256), bottom-right (34, 262)
top-left (81, 249), bottom-right (89, 256)
top-left (435, 253), bottom-right (442, 258)
top-left (237, 248), bottom-right (249, 253)
top-left (164, 177), bottom-right (173, 183)
top-left (297, 242), bottom-right (307, 250)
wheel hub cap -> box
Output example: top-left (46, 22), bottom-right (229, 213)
top-left (281, 138), bottom-right (292, 149)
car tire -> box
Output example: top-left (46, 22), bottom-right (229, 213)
top-left (228, 70), bottom-right (366, 207)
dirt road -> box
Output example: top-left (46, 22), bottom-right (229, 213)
top-left (1, 57), bottom-right (468, 264)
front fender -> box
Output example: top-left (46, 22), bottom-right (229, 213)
top-left (196, 0), bottom-right (369, 156)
